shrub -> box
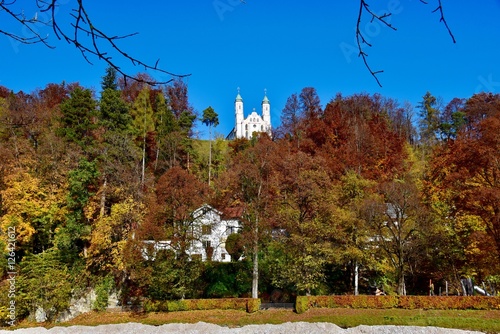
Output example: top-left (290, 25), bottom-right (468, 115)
top-left (143, 298), bottom-right (257, 313)
top-left (92, 276), bottom-right (114, 311)
top-left (246, 298), bottom-right (261, 313)
top-left (295, 296), bottom-right (309, 314)
top-left (295, 295), bottom-right (500, 312)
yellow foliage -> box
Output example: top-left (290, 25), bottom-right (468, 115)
top-left (0, 170), bottom-right (65, 247)
top-left (87, 198), bottom-right (144, 272)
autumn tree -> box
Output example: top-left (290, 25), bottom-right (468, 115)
top-left (362, 175), bottom-right (426, 295)
top-left (279, 93), bottom-right (302, 139)
top-left (130, 86), bottom-right (155, 185)
top-left (320, 93), bottom-right (407, 180)
top-left (430, 93), bottom-right (500, 275)
top-left (136, 166), bottom-right (209, 298)
top-left (300, 87), bottom-right (322, 120)
top-left (201, 106), bottom-right (219, 186)
top-left (221, 135), bottom-right (276, 298)
top-left (270, 148), bottom-right (338, 295)
top-left (335, 171), bottom-right (379, 295)
top-left (0, 170), bottom-right (65, 256)
top-left (87, 198), bottom-right (144, 276)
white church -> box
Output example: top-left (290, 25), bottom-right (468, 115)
top-left (226, 88), bottom-right (272, 140)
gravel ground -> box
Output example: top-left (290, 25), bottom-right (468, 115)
top-left (0, 322), bottom-right (486, 334)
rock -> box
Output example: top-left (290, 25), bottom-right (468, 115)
top-left (34, 307), bottom-right (47, 323)
top-left (56, 289), bottom-right (96, 323)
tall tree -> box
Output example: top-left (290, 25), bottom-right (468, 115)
top-left (99, 89), bottom-right (131, 132)
top-left (280, 93), bottom-right (302, 139)
top-left (166, 79), bottom-right (194, 119)
top-left (139, 166), bottom-right (208, 298)
top-left (101, 66), bottom-right (118, 92)
top-left (55, 159), bottom-right (99, 265)
top-left (130, 87), bottom-right (155, 185)
top-left (201, 106), bottom-right (219, 186)
top-left (418, 91), bottom-right (441, 147)
top-left (271, 149), bottom-right (338, 295)
top-left (57, 87), bottom-right (97, 149)
top-left (223, 136), bottom-right (275, 298)
top-left (439, 97), bottom-right (466, 141)
top-left (363, 176), bottom-right (425, 295)
top-left (299, 87), bottom-right (322, 120)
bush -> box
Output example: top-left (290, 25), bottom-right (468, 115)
top-left (246, 298), bottom-right (261, 313)
top-left (295, 296), bottom-right (309, 314)
top-left (295, 295), bottom-right (500, 312)
top-left (92, 276), bottom-right (114, 311)
top-left (143, 298), bottom-right (258, 313)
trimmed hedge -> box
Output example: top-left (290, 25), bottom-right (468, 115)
top-left (295, 295), bottom-right (500, 314)
top-left (143, 298), bottom-right (260, 313)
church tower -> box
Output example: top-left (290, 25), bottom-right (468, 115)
top-left (261, 89), bottom-right (271, 134)
top-left (228, 88), bottom-right (271, 140)
top-left (235, 87), bottom-right (244, 138)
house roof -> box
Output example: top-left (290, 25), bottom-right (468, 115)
top-left (192, 204), bottom-right (222, 218)
top-left (221, 206), bottom-right (245, 220)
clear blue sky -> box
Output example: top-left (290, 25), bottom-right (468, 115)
top-left (1, 1), bottom-right (499, 139)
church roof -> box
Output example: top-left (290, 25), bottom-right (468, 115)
top-left (235, 93), bottom-right (243, 102)
top-left (262, 94), bottom-right (269, 104)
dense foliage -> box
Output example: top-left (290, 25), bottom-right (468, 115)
top-left (1, 70), bottom-right (499, 322)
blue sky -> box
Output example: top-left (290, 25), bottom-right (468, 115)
top-left (1, 1), bottom-right (500, 139)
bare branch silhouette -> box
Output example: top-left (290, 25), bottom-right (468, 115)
top-left (356, 0), bottom-right (456, 86)
top-left (356, 0), bottom-right (397, 87)
top-left (431, 0), bottom-right (456, 43)
top-left (1, 0), bottom-right (189, 85)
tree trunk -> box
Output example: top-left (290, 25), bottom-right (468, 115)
top-left (252, 217), bottom-right (259, 299)
top-left (397, 270), bottom-right (406, 295)
top-left (208, 125), bottom-right (212, 186)
top-left (141, 134), bottom-right (146, 185)
top-left (100, 177), bottom-right (107, 218)
top-left (354, 260), bottom-right (359, 296)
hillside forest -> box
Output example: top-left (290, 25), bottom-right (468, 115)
top-left (1, 67), bottom-right (499, 321)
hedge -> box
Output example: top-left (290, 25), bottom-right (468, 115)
top-left (143, 298), bottom-right (260, 313)
top-left (295, 295), bottom-right (500, 314)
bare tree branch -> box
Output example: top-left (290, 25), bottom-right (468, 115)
top-left (431, 0), bottom-right (456, 43)
top-left (356, 0), bottom-right (456, 87)
top-left (356, 0), bottom-right (397, 87)
top-left (1, 0), bottom-right (189, 85)
top-left (0, 0), bottom-right (52, 47)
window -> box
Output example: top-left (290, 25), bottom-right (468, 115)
top-left (228, 226), bottom-right (237, 235)
top-left (202, 225), bottom-right (211, 235)
top-left (203, 240), bottom-right (211, 249)
top-left (222, 253), bottom-right (227, 260)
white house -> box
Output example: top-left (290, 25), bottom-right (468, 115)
top-left (142, 204), bottom-right (242, 262)
top-left (226, 88), bottom-right (271, 140)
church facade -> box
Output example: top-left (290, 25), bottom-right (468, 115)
top-left (226, 89), bottom-right (271, 140)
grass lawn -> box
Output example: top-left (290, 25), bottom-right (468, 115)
top-left (12, 308), bottom-right (500, 333)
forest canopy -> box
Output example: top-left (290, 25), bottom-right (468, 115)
top-left (1, 70), bottom-right (499, 322)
